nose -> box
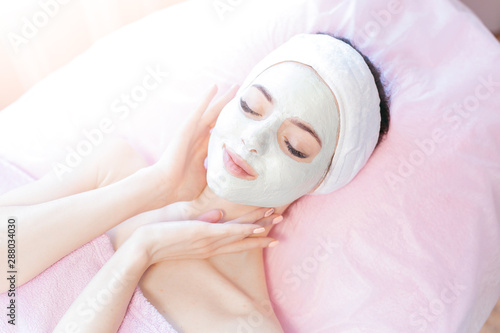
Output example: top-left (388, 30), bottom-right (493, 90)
top-left (240, 125), bottom-right (271, 155)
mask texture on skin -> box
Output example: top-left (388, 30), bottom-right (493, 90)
top-left (207, 62), bottom-right (338, 207)
top-left (207, 33), bottom-right (381, 206)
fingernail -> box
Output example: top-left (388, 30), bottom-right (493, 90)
top-left (253, 227), bottom-right (266, 234)
top-left (267, 241), bottom-right (279, 248)
top-left (264, 208), bottom-right (275, 217)
top-left (218, 210), bottom-right (224, 220)
top-left (272, 216), bottom-right (283, 225)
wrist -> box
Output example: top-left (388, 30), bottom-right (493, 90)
top-left (121, 229), bottom-right (152, 272)
top-left (139, 165), bottom-right (177, 210)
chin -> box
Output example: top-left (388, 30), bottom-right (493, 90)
top-left (206, 174), bottom-right (248, 205)
top-left (207, 175), bottom-right (296, 207)
top-left (206, 162), bottom-right (309, 207)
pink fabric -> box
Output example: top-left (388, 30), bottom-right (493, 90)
top-left (0, 160), bottom-right (177, 332)
top-left (0, 0), bottom-right (499, 332)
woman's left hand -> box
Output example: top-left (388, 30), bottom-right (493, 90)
top-left (129, 207), bottom-right (279, 265)
top-left (153, 84), bottom-right (238, 205)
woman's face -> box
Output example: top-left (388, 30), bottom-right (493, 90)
top-left (207, 62), bottom-right (339, 207)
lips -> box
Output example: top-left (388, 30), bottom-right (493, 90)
top-left (222, 144), bottom-right (258, 180)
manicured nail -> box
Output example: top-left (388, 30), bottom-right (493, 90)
top-left (272, 216), bottom-right (283, 225)
top-left (264, 208), bottom-right (275, 217)
top-left (267, 241), bottom-right (279, 248)
top-left (253, 227), bottom-right (266, 234)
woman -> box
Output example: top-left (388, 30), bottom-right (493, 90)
top-left (0, 33), bottom-right (389, 332)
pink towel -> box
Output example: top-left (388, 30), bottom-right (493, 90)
top-left (0, 1), bottom-right (499, 331)
top-left (0, 158), bottom-right (177, 332)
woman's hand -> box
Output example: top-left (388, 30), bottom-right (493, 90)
top-left (154, 84), bottom-right (238, 204)
top-left (128, 207), bottom-right (280, 266)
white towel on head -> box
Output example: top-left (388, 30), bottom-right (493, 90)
top-left (239, 33), bottom-right (381, 194)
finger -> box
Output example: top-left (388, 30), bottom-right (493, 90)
top-left (204, 222), bottom-right (266, 244)
top-left (199, 233), bottom-right (267, 253)
top-left (209, 221), bottom-right (266, 237)
top-left (211, 237), bottom-right (278, 256)
top-left (185, 221), bottom-right (264, 245)
top-left (196, 210), bottom-right (224, 223)
top-left (225, 207), bottom-right (275, 225)
top-left (190, 84), bottom-right (219, 121)
top-left (194, 85), bottom-right (239, 160)
top-left (252, 213), bottom-right (284, 228)
top-left (183, 222), bottom-right (265, 253)
top-left (202, 84), bottom-right (239, 128)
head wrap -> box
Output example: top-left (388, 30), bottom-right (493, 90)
top-left (239, 33), bottom-right (381, 194)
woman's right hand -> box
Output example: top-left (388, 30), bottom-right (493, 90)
top-left (152, 85), bottom-right (238, 205)
top-left (127, 207), bottom-right (280, 266)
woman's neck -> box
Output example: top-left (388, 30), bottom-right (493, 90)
top-left (180, 185), bottom-right (289, 234)
top-left (194, 186), bottom-right (257, 220)
top-left (146, 185), bottom-right (290, 314)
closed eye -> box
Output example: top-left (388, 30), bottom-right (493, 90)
top-left (240, 98), bottom-right (261, 117)
top-left (284, 139), bottom-right (308, 159)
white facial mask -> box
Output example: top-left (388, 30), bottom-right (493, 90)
top-left (206, 62), bottom-right (339, 207)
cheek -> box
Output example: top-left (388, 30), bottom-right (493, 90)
top-left (212, 103), bottom-right (246, 138)
top-left (206, 134), bottom-right (222, 171)
top-left (213, 114), bottom-right (232, 137)
top-left (261, 148), bottom-right (325, 192)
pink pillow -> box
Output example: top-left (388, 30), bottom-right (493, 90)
top-left (0, 0), bottom-right (499, 331)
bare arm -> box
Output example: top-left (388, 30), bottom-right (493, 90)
top-left (53, 209), bottom-right (277, 333)
top-left (0, 85), bottom-right (236, 293)
top-left (0, 138), bottom-right (148, 207)
top-left (52, 234), bottom-right (149, 333)
top-left (0, 163), bottom-right (172, 293)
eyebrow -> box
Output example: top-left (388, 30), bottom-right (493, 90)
top-left (290, 119), bottom-right (322, 147)
top-left (253, 84), bottom-right (273, 103)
